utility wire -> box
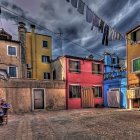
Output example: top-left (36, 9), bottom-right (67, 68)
top-left (0, 5), bottom-right (104, 59)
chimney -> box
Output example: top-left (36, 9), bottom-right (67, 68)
top-left (31, 24), bottom-right (35, 34)
top-left (18, 22), bottom-right (26, 78)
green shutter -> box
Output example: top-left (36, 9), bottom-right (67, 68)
top-left (133, 58), bottom-right (140, 72)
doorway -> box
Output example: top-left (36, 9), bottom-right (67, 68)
top-left (33, 89), bottom-right (45, 110)
top-left (81, 87), bottom-right (93, 108)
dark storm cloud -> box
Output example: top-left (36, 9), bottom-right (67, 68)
top-left (0, 0), bottom-right (140, 58)
top-left (97, 0), bottom-right (128, 21)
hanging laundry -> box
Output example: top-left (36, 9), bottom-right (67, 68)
top-left (99, 20), bottom-right (105, 33)
top-left (111, 30), bottom-right (115, 40)
top-left (77, 0), bottom-right (85, 15)
top-left (113, 31), bottom-right (117, 40)
top-left (102, 24), bottom-right (109, 46)
top-left (117, 33), bottom-right (121, 40)
top-left (71, 0), bottom-right (78, 8)
top-left (91, 13), bottom-right (100, 30)
top-left (108, 28), bottom-right (113, 40)
top-left (66, 0), bottom-right (70, 2)
top-left (86, 6), bottom-right (93, 23)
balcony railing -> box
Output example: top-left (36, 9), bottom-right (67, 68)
top-left (127, 88), bottom-right (140, 99)
top-left (104, 70), bottom-right (126, 80)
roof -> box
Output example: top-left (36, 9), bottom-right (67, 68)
top-left (0, 38), bottom-right (20, 43)
top-left (52, 55), bottom-right (104, 63)
top-left (26, 32), bottom-right (52, 38)
top-left (126, 25), bottom-right (140, 34)
top-left (0, 28), bottom-right (12, 40)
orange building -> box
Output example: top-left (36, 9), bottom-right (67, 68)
top-left (0, 28), bottom-right (21, 79)
top-left (126, 25), bottom-right (140, 109)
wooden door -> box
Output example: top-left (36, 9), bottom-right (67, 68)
top-left (81, 87), bottom-right (93, 108)
top-left (34, 89), bottom-right (44, 109)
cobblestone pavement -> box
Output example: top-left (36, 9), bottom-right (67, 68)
top-left (0, 108), bottom-right (140, 140)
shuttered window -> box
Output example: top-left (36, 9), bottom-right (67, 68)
top-left (132, 58), bottom-right (140, 72)
top-left (42, 55), bottom-right (50, 63)
top-left (131, 29), bottom-right (140, 43)
top-left (93, 87), bottom-right (102, 98)
top-left (69, 60), bottom-right (80, 73)
top-left (69, 85), bottom-right (81, 98)
top-left (136, 29), bottom-right (140, 42)
top-left (92, 63), bottom-right (102, 74)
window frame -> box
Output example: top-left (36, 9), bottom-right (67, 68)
top-left (92, 63), bottom-right (102, 75)
top-left (69, 59), bottom-right (81, 73)
top-left (27, 71), bottom-right (32, 78)
top-left (112, 57), bottom-right (117, 65)
top-left (92, 86), bottom-right (102, 98)
top-left (7, 45), bottom-right (17, 56)
top-left (131, 57), bottom-right (140, 73)
top-left (42, 40), bottom-right (48, 48)
top-left (42, 55), bottom-right (51, 63)
top-left (131, 29), bottom-right (140, 44)
top-left (43, 72), bottom-right (50, 80)
top-left (7, 66), bottom-right (18, 78)
top-left (69, 84), bottom-right (81, 98)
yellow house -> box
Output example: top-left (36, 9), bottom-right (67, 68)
top-left (126, 25), bottom-right (140, 109)
top-left (18, 23), bottom-right (52, 80)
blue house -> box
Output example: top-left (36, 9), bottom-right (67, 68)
top-left (104, 52), bottom-right (127, 109)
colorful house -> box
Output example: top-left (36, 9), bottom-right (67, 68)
top-left (104, 52), bottom-right (127, 108)
top-left (126, 25), bottom-right (140, 109)
top-left (51, 55), bottom-right (104, 109)
top-left (18, 22), bottom-right (52, 80)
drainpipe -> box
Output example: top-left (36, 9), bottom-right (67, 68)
top-left (18, 22), bottom-right (26, 78)
top-left (31, 24), bottom-right (37, 79)
top-left (65, 57), bottom-right (68, 109)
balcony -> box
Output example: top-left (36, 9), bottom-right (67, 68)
top-left (127, 88), bottom-right (140, 99)
top-left (104, 70), bottom-right (126, 80)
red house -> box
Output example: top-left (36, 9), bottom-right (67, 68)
top-left (51, 55), bottom-right (104, 109)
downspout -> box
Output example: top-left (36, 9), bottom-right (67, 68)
top-left (31, 25), bottom-right (36, 79)
top-left (65, 57), bottom-right (68, 109)
top-left (126, 34), bottom-right (129, 109)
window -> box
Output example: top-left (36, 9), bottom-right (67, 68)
top-left (44, 73), bottom-right (50, 80)
top-left (92, 63), bottom-right (102, 74)
top-left (8, 46), bottom-right (16, 56)
top-left (132, 58), bottom-right (140, 72)
top-left (8, 66), bottom-right (17, 78)
top-left (53, 70), bottom-right (56, 80)
top-left (69, 60), bottom-right (80, 73)
top-left (69, 85), bottom-right (81, 98)
top-left (43, 41), bottom-right (48, 48)
top-left (131, 29), bottom-right (140, 43)
top-left (93, 86), bottom-right (102, 98)
top-left (27, 71), bottom-right (32, 78)
top-left (112, 57), bottom-right (117, 65)
top-left (42, 55), bottom-right (50, 63)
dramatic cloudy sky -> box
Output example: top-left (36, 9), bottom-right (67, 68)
top-left (0, 0), bottom-right (140, 59)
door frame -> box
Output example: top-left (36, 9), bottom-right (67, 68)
top-left (32, 88), bottom-right (46, 111)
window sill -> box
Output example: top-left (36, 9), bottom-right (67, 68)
top-left (7, 54), bottom-right (17, 57)
top-left (69, 71), bottom-right (81, 74)
top-left (131, 71), bottom-right (140, 74)
top-left (42, 62), bottom-right (50, 64)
